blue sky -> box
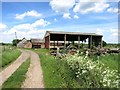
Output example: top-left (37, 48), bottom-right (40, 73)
top-left (0, 1), bottom-right (119, 43)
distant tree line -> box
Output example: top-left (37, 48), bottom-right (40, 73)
top-left (0, 43), bottom-right (12, 46)
top-left (12, 39), bottom-right (21, 46)
top-left (0, 39), bottom-right (21, 46)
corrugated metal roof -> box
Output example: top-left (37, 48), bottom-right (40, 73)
top-left (31, 38), bottom-right (44, 43)
top-left (45, 31), bottom-right (103, 37)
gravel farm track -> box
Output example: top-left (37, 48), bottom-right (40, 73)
top-left (0, 49), bottom-right (44, 88)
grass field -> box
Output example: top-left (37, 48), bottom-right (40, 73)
top-left (34, 49), bottom-right (81, 88)
top-left (34, 49), bottom-right (119, 88)
top-left (99, 54), bottom-right (119, 70)
top-left (1, 44), bottom-right (118, 88)
top-left (1, 45), bottom-right (21, 68)
top-left (2, 59), bottom-right (30, 88)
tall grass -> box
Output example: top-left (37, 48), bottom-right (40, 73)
top-left (2, 59), bottom-right (30, 88)
top-left (2, 48), bottom-right (21, 68)
top-left (33, 49), bottom-right (119, 88)
top-left (34, 49), bottom-right (80, 88)
top-left (99, 54), bottom-right (119, 70)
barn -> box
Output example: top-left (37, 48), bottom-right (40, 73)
top-left (17, 38), bottom-right (32, 48)
top-left (17, 31), bottom-right (103, 49)
top-left (17, 38), bottom-right (44, 48)
top-left (44, 31), bottom-right (103, 49)
top-left (30, 39), bottom-right (44, 48)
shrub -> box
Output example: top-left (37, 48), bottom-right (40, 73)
top-left (103, 41), bottom-right (107, 47)
top-left (64, 53), bottom-right (119, 88)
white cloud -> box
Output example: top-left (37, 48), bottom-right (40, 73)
top-left (63, 13), bottom-right (71, 19)
top-left (10, 19), bottom-right (50, 31)
top-left (49, 0), bottom-right (75, 13)
top-left (54, 18), bottom-right (57, 21)
top-left (50, 0), bottom-right (109, 19)
top-left (0, 23), bottom-right (7, 30)
top-left (73, 15), bottom-right (79, 19)
top-left (73, 1), bottom-right (109, 14)
top-left (2, 29), bottom-right (46, 43)
top-left (15, 10), bottom-right (42, 20)
top-left (96, 28), bottom-right (104, 35)
top-left (11, 24), bottom-right (32, 31)
top-left (107, 8), bottom-right (118, 13)
top-left (31, 19), bottom-right (50, 27)
top-left (110, 28), bottom-right (118, 36)
top-left (1, 19), bottom-right (51, 43)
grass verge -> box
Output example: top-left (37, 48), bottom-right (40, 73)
top-left (30, 49), bottom-right (119, 88)
top-left (2, 58), bottom-right (30, 88)
top-left (99, 54), bottom-right (119, 70)
top-left (34, 49), bottom-right (80, 88)
top-left (2, 49), bottom-right (21, 68)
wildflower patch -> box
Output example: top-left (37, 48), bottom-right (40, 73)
top-left (64, 53), bottom-right (119, 88)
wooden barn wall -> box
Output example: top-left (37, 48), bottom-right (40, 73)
top-left (45, 36), bottom-right (50, 49)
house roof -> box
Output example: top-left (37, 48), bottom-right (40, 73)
top-left (17, 38), bottom-right (30, 47)
top-left (30, 38), bottom-right (44, 43)
top-left (45, 31), bottom-right (103, 37)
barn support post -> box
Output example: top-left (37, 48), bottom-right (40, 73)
top-left (89, 35), bottom-right (92, 49)
top-left (78, 35), bottom-right (80, 49)
top-left (90, 36), bottom-right (92, 49)
top-left (57, 41), bottom-right (58, 47)
top-left (72, 41), bottom-right (74, 44)
top-left (54, 40), bottom-right (55, 48)
top-left (64, 34), bottom-right (66, 48)
top-left (49, 35), bottom-right (50, 50)
top-left (45, 36), bottom-right (50, 49)
top-left (45, 37), bottom-right (46, 48)
top-left (100, 37), bottom-right (103, 48)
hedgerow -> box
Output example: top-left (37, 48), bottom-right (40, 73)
top-left (64, 52), bottom-right (119, 88)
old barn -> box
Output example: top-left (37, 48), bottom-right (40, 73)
top-left (17, 31), bottom-right (103, 49)
top-left (17, 38), bottom-right (44, 48)
top-left (44, 31), bottom-right (103, 49)
top-left (17, 38), bottom-right (32, 48)
top-left (31, 39), bottom-right (44, 48)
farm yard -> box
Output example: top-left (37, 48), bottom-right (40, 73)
top-left (0, 43), bottom-right (119, 89)
top-left (1, 1), bottom-right (119, 89)
top-left (0, 33), bottom-right (120, 89)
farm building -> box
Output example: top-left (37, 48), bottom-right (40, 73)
top-left (17, 31), bottom-right (103, 49)
top-left (17, 38), bottom-right (32, 48)
top-left (17, 38), bottom-right (44, 48)
top-left (44, 31), bottom-right (103, 49)
top-left (31, 39), bottom-right (44, 48)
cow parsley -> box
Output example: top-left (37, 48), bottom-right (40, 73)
top-left (64, 53), bottom-right (118, 88)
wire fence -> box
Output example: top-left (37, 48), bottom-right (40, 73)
top-left (0, 45), bottom-right (16, 52)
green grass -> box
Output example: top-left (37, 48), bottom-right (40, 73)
top-left (2, 59), bottom-right (30, 88)
top-left (2, 49), bottom-right (21, 68)
top-left (28, 48), bottom-right (119, 88)
top-left (99, 54), bottom-right (119, 70)
top-left (104, 44), bottom-right (119, 48)
top-left (34, 49), bottom-right (80, 88)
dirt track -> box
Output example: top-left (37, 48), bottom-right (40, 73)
top-left (21, 50), bottom-right (44, 88)
top-left (0, 50), bottom-right (44, 88)
top-left (0, 50), bottom-right (30, 86)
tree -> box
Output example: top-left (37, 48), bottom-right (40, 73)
top-left (103, 40), bottom-right (107, 47)
top-left (12, 39), bottom-right (21, 46)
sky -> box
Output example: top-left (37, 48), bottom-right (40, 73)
top-left (0, 0), bottom-right (119, 43)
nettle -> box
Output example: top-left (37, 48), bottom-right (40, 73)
top-left (64, 53), bottom-right (119, 88)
